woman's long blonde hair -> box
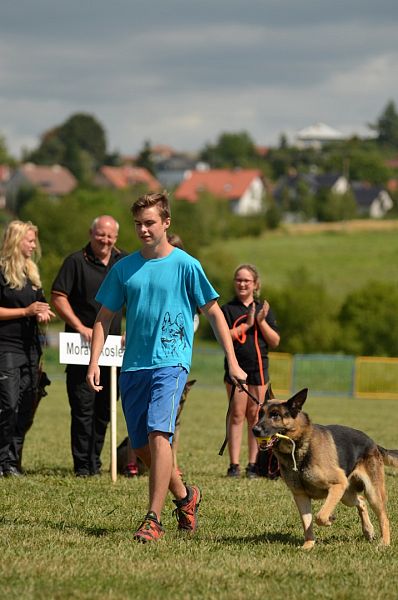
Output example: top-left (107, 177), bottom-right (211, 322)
top-left (0, 220), bottom-right (42, 289)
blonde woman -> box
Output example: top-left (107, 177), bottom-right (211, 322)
top-left (221, 264), bottom-right (280, 478)
top-left (0, 220), bottom-right (54, 476)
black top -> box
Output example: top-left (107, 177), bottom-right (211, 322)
top-left (51, 244), bottom-right (127, 335)
top-left (221, 298), bottom-right (279, 374)
top-left (0, 270), bottom-right (45, 356)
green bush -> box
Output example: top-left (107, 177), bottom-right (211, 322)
top-left (338, 281), bottom-right (398, 356)
top-left (267, 268), bottom-right (341, 354)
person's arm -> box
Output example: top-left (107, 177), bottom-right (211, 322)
top-left (256, 300), bottom-right (280, 349)
top-left (229, 302), bottom-right (255, 341)
top-left (200, 299), bottom-right (247, 385)
top-left (86, 305), bottom-right (116, 392)
top-left (51, 292), bottom-right (93, 343)
top-left (0, 302), bottom-right (53, 321)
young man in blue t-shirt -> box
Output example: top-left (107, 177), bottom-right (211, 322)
top-left (86, 192), bottom-right (247, 543)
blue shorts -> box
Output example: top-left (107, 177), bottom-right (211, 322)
top-left (119, 366), bottom-right (188, 449)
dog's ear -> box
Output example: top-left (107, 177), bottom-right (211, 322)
top-left (287, 388), bottom-right (308, 417)
top-left (185, 379), bottom-right (196, 390)
top-left (264, 383), bottom-right (275, 404)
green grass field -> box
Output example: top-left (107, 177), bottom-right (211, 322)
top-left (201, 227), bottom-right (398, 302)
top-left (1, 352), bottom-right (398, 600)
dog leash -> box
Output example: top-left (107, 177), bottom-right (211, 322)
top-left (219, 380), bottom-right (265, 456)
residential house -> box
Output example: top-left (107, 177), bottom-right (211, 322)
top-left (273, 172), bottom-right (349, 202)
top-left (96, 165), bottom-right (161, 192)
top-left (351, 183), bottom-right (393, 218)
top-left (154, 154), bottom-right (205, 188)
top-left (274, 172), bottom-right (393, 219)
top-left (174, 169), bottom-right (265, 215)
top-left (6, 163), bottom-right (77, 212)
top-left (273, 172), bottom-right (350, 221)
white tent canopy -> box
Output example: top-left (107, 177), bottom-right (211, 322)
top-left (296, 122), bottom-right (345, 147)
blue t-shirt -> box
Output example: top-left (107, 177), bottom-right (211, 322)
top-left (96, 248), bottom-right (218, 372)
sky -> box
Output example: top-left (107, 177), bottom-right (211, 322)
top-left (1, 0), bottom-right (398, 158)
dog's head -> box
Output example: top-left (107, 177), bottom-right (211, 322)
top-left (252, 385), bottom-right (308, 451)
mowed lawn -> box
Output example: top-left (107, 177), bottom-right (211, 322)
top-left (201, 226), bottom-right (398, 302)
top-left (1, 369), bottom-right (398, 600)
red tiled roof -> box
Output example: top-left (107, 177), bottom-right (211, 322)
top-left (174, 169), bottom-right (263, 203)
top-left (21, 163), bottom-right (77, 195)
top-left (100, 166), bottom-right (161, 192)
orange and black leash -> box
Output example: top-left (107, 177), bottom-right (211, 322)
top-left (218, 380), bottom-right (266, 456)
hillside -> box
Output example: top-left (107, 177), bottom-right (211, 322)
top-left (200, 220), bottom-right (398, 303)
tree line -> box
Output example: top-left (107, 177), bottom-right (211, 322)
top-left (1, 100), bottom-right (398, 357)
top-left (12, 188), bottom-right (398, 359)
top-left (1, 100), bottom-right (398, 189)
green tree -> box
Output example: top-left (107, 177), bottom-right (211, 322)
top-left (59, 113), bottom-right (107, 168)
top-left (370, 100), bottom-right (398, 148)
top-left (348, 149), bottom-right (391, 185)
top-left (200, 131), bottom-right (259, 168)
top-left (0, 134), bottom-right (16, 165)
top-left (28, 127), bottom-right (65, 165)
top-left (25, 113), bottom-right (108, 183)
top-left (338, 282), bottom-right (398, 356)
top-left (315, 190), bottom-right (357, 222)
top-left (267, 269), bottom-right (340, 354)
top-left (264, 202), bottom-right (282, 229)
top-left (135, 140), bottom-right (155, 175)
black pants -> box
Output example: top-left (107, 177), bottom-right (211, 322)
top-left (0, 355), bottom-right (39, 470)
top-left (66, 364), bottom-right (114, 475)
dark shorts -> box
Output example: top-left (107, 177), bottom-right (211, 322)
top-left (224, 370), bottom-right (269, 386)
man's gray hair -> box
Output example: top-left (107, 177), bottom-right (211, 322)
top-left (90, 215), bottom-right (120, 233)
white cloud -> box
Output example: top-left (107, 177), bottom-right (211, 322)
top-left (325, 54), bottom-right (398, 96)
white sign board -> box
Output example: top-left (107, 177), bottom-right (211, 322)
top-left (59, 332), bottom-right (124, 366)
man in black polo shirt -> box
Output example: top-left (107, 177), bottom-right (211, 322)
top-left (51, 215), bottom-right (127, 477)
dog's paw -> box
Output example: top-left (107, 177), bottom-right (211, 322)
top-left (362, 525), bottom-right (375, 541)
top-left (377, 539), bottom-right (390, 549)
top-left (301, 540), bottom-right (315, 551)
top-left (315, 512), bottom-right (333, 527)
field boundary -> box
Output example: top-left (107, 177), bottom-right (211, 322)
top-left (269, 352), bottom-right (398, 400)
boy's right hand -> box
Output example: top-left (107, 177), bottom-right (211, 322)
top-left (86, 365), bottom-right (103, 392)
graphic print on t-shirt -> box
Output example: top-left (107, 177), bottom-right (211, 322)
top-left (161, 312), bottom-right (187, 356)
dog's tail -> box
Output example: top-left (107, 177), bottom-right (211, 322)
top-left (378, 446), bottom-right (398, 468)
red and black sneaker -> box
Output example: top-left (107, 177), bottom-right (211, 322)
top-left (173, 485), bottom-right (202, 532)
top-left (133, 511), bottom-right (164, 543)
top-left (123, 462), bottom-right (139, 478)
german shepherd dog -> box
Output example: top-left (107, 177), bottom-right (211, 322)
top-left (252, 386), bottom-right (398, 550)
top-left (117, 379), bottom-right (196, 474)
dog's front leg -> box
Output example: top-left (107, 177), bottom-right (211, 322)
top-left (293, 494), bottom-right (315, 550)
top-left (316, 482), bottom-right (347, 527)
